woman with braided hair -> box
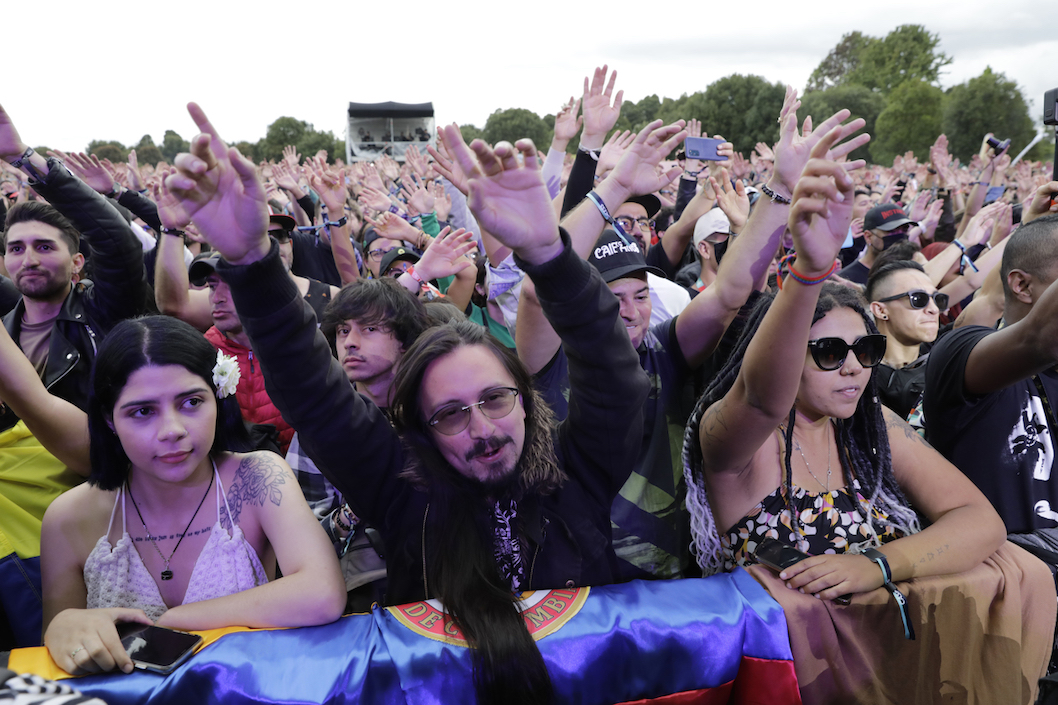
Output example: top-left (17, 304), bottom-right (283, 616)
top-left (683, 126), bottom-right (1054, 703)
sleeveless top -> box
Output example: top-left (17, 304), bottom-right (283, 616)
top-left (84, 466), bottom-right (268, 622)
top-left (720, 479), bottom-right (903, 573)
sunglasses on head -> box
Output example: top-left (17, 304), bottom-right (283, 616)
top-left (808, 334), bottom-right (887, 371)
top-left (876, 289), bottom-right (949, 310)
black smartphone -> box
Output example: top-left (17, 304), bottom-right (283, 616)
top-left (753, 538), bottom-right (810, 572)
top-left (116, 623), bottom-right (203, 675)
top-left (684, 137), bottom-right (728, 161)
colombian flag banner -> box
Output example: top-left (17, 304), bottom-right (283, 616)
top-left (8, 570), bottom-right (800, 704)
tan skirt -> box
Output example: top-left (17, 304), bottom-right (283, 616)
top-left (746, 541), bottom-right (1057, 705)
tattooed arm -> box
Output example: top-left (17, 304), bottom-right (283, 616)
top-left (881, 408), bottom-right (1004, 580)
top-left (780, 409), bottom-right (1007, 600)
top-left (156, 452), bottom-right (345, 630)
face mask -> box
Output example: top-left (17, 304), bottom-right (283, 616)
top-left (712, 238), bottom-right (729, 264)
top-left (880, 234), bottom-right (909, 251)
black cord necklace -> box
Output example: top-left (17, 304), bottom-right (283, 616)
top-left (127, 467), bottom-right (214, 581)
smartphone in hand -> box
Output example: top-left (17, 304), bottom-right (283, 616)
top-left (116, 623), bottom-right (203, 675)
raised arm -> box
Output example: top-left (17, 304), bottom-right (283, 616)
top-left (151, 169), bottom-right (214, 330)
top-left (678, 91), bottom-right (870, 369)
top-left (700, 124), bottom-right (861, 476)
top-left (165, 103), bottom-right (406, 523)
top-left (446, 126), bottom-right (649, 494)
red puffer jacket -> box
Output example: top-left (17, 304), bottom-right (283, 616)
top-left (204, 326), bottom-right (294, 454)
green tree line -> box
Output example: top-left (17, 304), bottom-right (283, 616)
top-left (81, 25), bottom-right (1051, 168)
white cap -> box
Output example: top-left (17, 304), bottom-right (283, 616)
top-left (693, 209), bottom-right (732, 248)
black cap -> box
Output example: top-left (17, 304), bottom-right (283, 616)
top-left (865, 203), bottom-right (913, 232)
top-left (587, 230), bottom-right (664, 283)
top-left (379, 246), bottom-right (420, 276)
top-left (188, 252), bottom-right (222, 287)
top-left (625, 194), bottom-right (661, 219)
top-left (269, 214), bottom-right (296, 242)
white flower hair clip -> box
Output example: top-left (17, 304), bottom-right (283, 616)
top-left (212, 351), bottom-right (241, 399)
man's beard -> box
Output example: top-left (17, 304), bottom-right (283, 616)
top-left (465, 435), bottom-right (520, 496)
top-left (16, 269), bottom-right (69, 301)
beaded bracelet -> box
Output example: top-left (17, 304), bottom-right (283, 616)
top-left (760, 183), bottom-right (791, 205)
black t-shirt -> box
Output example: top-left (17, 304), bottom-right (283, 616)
top-left (924, 325), bottom-right (1058, 533)
top-left (290, 232), bottom-right (341, 287)
top-left (837, 259), bottom-right (869, 285)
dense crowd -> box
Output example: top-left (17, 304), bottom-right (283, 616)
top-left (2, 66), bottom-right (1058, 704)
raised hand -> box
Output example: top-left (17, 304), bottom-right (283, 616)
top-left (306, 156), bottom-right (347, 216)
top-left (0, 102), bottom-right (29, 161)
top-left (709, 168), bottom-right (750, 231)
top-left (683, 118), bottom-right (704, 175)
top-left (597, 129), bottom-right (635, 175)
top-left (770, 85), bottom-right (870, 200)
top-left (580, 65), bottom-right (623, 150)
top-left (430, 181), bottom-right (452, 222)
top-left (427, 128), bottom-right (470, 196)
top-left (908, 189), bottom-right (931, 222)
top-left (49, 151), bottom-right (116, 194)
top-left (271, 160), bottom-right (302, 194)
top-left (552, 97), bottom-right (582, 148)
top-left (126, 149), bottom-right (145, 192)
top-left (401, 173), bottom-right (434, 217)
top-left (1023, 181), bottom-right (1058, 223)
top-left (366, 210), bottom-right (420, 242)
top-left (283, 145), bottom-right (300, 170)
top-left (787, 125), bottom-right (860, 275)
top-left (960, 202), bottom-right (1003, 247)
top-left (359, 185), bottom-right (400, 214)
top-left (415, 227), bottom-right (476, 281)
top-left (150, 167), bottom-right (193, 230)
top-left (377, 154), bottom-right (400, 181)
top-left (405, 144), bottom-right (428, 178)
top-left (729, 152), bottom-right (751, 180)
top-left (920, 199), bottom-right (944, 240)
top-left (754, 141), bottom-right (775, 163)
top-left (164, 102), bottom-right (270, 265)
top-left (443, 124), bottom-right (560, 264)
top-left (608, 120), bottom-right (687, 199)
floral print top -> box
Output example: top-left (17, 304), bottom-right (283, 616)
top-left (720, 479), bottom-right (903, 572)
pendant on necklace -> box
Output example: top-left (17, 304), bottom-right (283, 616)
top-left (161, 569), bottom-right (173, 581)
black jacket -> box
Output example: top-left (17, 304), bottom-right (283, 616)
top-left (221, 231), bottom-right (649, 603)
top-left (1, 159), bottom-right (149, 430)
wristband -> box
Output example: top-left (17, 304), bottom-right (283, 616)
top-left (333, 506), bottom-right (352, 533)
top-left (760, 183), bottom-right (791, 205)
top-left (105, 184), bottom-right (124, 200)
top-left (953, 240), bottom-right (967, 253)
top-left (577, 146), bottom-right (601, 161)
top-left (160, 227), bottom-right (185, 237)
top-left (778, 254), bottom-right (839, 288)
top-left (389, 204), bottom-right (400, 214)
top-left (405, 264), bottom-right (426, 288)
top-left (587, 191), bottom-right (633, 245)
top-left (325, 215), bottom-right (348, 228)
top-left (7, 146), bottom-right (34, 169)
top-left (863, 548), bottom-right (915, 640)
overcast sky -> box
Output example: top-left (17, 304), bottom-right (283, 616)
top-left (5, 0), bottom-right (1054, 154)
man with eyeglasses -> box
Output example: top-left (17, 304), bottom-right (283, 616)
top-left (168, 105), bottom-right (650, 609)
top-left (837, 203), bottom-right (913, 285)
top-left (866, 260), bottom-right (946, 418)
top-left (363, 230), bottom-right (404, 278)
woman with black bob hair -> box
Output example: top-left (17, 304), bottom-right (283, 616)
top-left (19, 316), bottom-right (346, 675)
top-left (87, 315), bottom-right (255, 489)
top-left (683, 129), bottom-right (1053, 701)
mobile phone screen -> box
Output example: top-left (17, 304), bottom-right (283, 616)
top-left (753, 538), bottom-right (810, 572)
top-left (116, 623), bottom-right (203, 674)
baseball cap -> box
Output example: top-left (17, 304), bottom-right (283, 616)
top-left (269, 214), bottom-right (296, 242)
top-left (865, 203), bottom-right (913, 232)
top-left (587, 230), bottom-right (664, 283)
top-left (624, 194), bottom-right (661, 219)
top-left (379, 246), bottom-right (420, 276)
top-left (692, 209), bottom-right (732, 248)
top-left (188, 252), bottom-right (222, 287)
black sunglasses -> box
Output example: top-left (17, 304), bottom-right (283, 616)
top-left (808, 334), bottom-right (887, 371)
top-left (876, 289), bottom-right (949, 310)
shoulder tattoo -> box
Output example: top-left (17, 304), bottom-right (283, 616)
top-left (883, 409), bottom-right (934, 450)
top-left (223, 453), bottom-right (288, 528)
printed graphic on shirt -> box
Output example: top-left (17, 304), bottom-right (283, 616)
top-left (1008, 394), bottom-right (1053, 483)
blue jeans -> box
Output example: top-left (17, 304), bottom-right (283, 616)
top-left (0, 552), bottom-right (42, 649)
